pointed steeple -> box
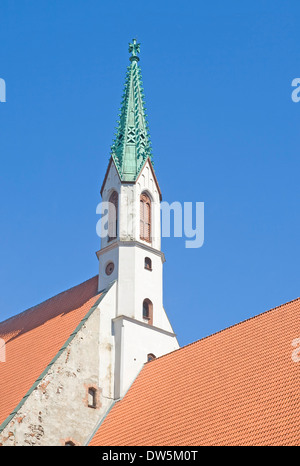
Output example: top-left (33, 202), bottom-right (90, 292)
top-left (110, 39), bottom-right (153, 182)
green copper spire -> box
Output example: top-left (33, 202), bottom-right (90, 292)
top-left (110, 39), bottom-right (153, 182)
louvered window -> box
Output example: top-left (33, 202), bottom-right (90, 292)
top-left (108, 191), bottom-right (118, 241)
top-left (140, 193), bottom-right (151, 242)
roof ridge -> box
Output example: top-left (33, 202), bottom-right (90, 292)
top-left (0, 275), bottom-right (98, 327)
top-left (149, 295), bottom-right (300, 363)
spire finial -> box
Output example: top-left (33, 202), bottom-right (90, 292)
top-left (129, 38), bottom-right (140, 62)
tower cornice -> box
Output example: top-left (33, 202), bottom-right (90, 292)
top-left (96, 240), bottom-right (166, 263)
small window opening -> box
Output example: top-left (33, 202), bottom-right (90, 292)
top-left (145, 257), bottom-right (152, 270)
top-left (147, 353), bottom-right (156, 362)
top-left (65, 441), bottom-right (75, 446)
top-left (88, 387), bottom-right (97, 408)
top-left (143, 299), bottom-right (153, 325)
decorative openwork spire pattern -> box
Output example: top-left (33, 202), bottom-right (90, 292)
top-left (110, 39), bottom-right (153, 182)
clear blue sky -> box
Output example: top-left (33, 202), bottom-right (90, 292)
top-left (0, 0), bottom-right (299, 347)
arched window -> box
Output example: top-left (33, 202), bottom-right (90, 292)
top-left (143, 299), bottom-right (153, 325)
top-left (108, 191), bottom-right (118, 241)
top-left (140, 193), bottom-right (151, 242)
top-left (147, 353), bottom-right (156, 362)
top-left (62, 437), bottom-right (79, 446)
top-left (144, 257), bottom-right (152, 271)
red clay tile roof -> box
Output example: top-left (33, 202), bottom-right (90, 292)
top-left (0, 276), bottom-right (101, 428)
top-left (90, 297), bottom-right (300, 446)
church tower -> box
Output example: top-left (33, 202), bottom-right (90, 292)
top-left (97, 39), bottom-right (179, 398)
top-left (0, 40), bottom-right (179, 447)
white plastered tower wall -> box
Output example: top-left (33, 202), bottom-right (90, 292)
top-left (97, 157), bottom-right (179, 399)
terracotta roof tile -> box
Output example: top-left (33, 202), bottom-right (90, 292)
top-left (0, 276), bottom-right (101, 428)
top-left (90, 297), bottom-right (300, 446)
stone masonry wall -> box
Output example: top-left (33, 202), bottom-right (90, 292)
top-left (0, 297), bottom-right (115, 446)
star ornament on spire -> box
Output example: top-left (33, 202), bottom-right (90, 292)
top-left (129, 38), bottom-right (140, 61)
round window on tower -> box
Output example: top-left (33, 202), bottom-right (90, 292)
top-left (105, 262), bottom-right (114, 276)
